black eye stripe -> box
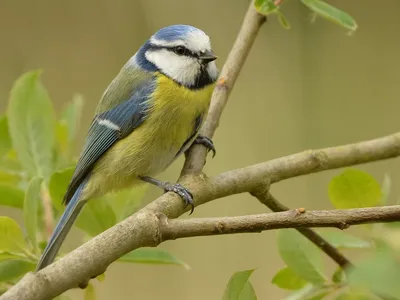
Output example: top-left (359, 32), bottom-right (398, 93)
top-left (148, 43), bottom-right (198, 58)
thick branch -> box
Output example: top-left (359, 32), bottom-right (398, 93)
top-left (210, 132), bottom-right (400, 195)
top-left (181, 2), bottom-right (266, 176)
top-left (253, 190), bottom-right (352, 268)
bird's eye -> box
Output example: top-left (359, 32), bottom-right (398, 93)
top-left (174, 46), bottom-right (187, 56)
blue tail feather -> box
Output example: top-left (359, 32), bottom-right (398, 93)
top-left (36, 179), bottom-right (88, 271)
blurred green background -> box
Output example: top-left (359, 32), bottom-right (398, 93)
top-left (1, 0), bottom-right (400, 299)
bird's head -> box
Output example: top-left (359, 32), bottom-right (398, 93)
top-left (135, 24), bottom-right (218, 89)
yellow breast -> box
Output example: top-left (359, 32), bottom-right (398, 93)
top-left (85, 73), bottom-right (215, 198)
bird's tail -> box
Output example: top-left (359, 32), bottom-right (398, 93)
top-left (36, 181), bottom-right (88, 271)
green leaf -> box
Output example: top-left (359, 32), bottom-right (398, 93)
top-left (0, 252), bottom-right (27, 261)
top-left (23, 176), bottom-right (43, 251)
top-left (107, 186), bottom-right (147, 222)
top-left (48, 168), bottom-right (74, 212)
top-left (284, 284), bottom-right (332, 300)
top-left (96, 273), bottom-right (106, 282)
top-left (0, 259), bottom-right (35, 282)
top-left (0, 116), bottom-right (11, 157)
top-left (0, 170), bottom-right (21, 185)
top-left (61, 94), bottom-right (84, 144)
top-left (316, 230), bottom-right (371, 249)
top-left (347, 248), bottom-right (400, 298)
top-left (84, 283), bottom-right (96, 300)
top-left (222, 269), bottom-right (257, 300)
top-left (0, 185), bottom-right (24, 209)
top-left (332, 267), bottom-right (346, 284)
top-left (254, 0), bottom-right (278, 15)
top-left (0, 217), bottom-right (27, 254)
top-left (119, 248), bottom-right (188, 268)
top-left (301, 0), bottom-right (357, 32)
top-left (7, 70), bottom-right (56, 180)
top-left (77, 198), bottom-right (116, 236)
top-left (277, 11), bottom-right (291, 29)
top-left (272, 267), bottom-right (307, 290)
top-left (328, 169), bottom-right (382, 209)
top-left (277, 229), bottom-right (325, 284)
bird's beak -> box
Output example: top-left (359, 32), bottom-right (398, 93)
top-left (200, 50), bottom-right (217, 63)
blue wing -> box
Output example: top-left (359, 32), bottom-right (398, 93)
top-left (63, 82), bottom-right (154, 204)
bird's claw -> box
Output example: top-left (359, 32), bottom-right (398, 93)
top-left (163, 183), bottom-right (194, 214)
top-left (193, 135), bottom-right (216, 157)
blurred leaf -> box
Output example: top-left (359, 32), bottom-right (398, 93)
top-left (49, 168), bottom-right (74, 212)
top-left (0, 259), bottom-right (35, 282)
top-left (332, 267), bottom-right (346, 284)
top-left (277, 11), bottom-right (291, 29)
top-left (316, 230), bottom-right (371, 249)
top-left (77, 198), bottom-right (116, 236)
top-left (61, 94), bottom-right (84, 144)
top-left (108, 186), bottom-right (147, 222)
top-left (301, 0), bottom-right (357, 31)
top-left (277, 229), bottom-right (325, 284)
top-left (0, 252), bottom-right (27, 261)
top-left (96, 273), bottom-right (106, 282)
top-left (7, 70), bottom-right (56, 180)
top-left (55, 122), bottom-right (69, 159)
top-left (254, 0), bottom-right (278, 15)
top-left (84, 283), bottom-right (96, 300)
top-left (0, 216), bottom-right (27, 254)
top-left (328, 169), bottom-right (382, 209)
top-left (23, 176), bottom-right (43, 251)
top-left (381, 173), bottom-right (391, 204)
top-left (0, 170), bottom-right (20, 185)
top-left (119, 248), bottom-right (188, 268)
top-left (348, 248), bottom-right (400, 298)
top-left (222, 269), bottom-right (257, 300)
top-left (0, 185), bottom-right (24, 209)
top-left (0, 156), bottom-right (22, 173)
top-left (0, 116), bottom-right (11, 157)
top-left (284, 284), bottom-right (332, 300)
top-left (272, 267), bottom-right (307, 290)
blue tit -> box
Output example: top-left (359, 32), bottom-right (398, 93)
top-left (36, 24), bottom-right (218, 271)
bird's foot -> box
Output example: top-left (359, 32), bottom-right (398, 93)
top-left (192, 135), bottom-right (216, 157)
top-left (139, 176), bottom-right (194, 214)
top-left (162, 182), bottom-right (194, 214)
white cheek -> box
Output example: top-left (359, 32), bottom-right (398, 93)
top-left (207, 62), bottom-right (218, 81)
top-left (145, 49), bottom-right (199, 86)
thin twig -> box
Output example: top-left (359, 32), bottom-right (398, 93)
top-left (181, 1), bottom-right (266, 176)
top-left (252, 189), bottom-right (352, 268)
top-left (160, 206), bottom-right (400, 239)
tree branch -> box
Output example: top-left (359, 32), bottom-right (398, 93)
top-left (209, 132), bottom-right (400, 197)
top-left (252, 189), bottom-right (352, 268)
top-left (181, 2), bottom-right (266, 176)
top-left (161, 206), bottom-right (400, 239)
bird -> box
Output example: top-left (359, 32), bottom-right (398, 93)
top-left (36, 24), bottom-right (218, 271)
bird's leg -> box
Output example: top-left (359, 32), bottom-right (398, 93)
top-left (190, 135), bottom-right (216, 157)
top-left (139, 176), bottom-right (194, 214)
